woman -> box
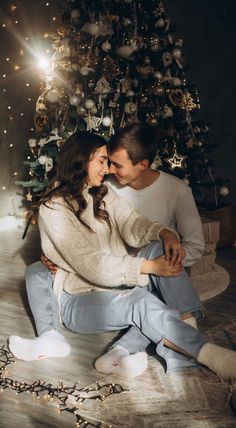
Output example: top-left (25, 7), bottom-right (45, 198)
top-left (9, 132), bottom-right (236, 380)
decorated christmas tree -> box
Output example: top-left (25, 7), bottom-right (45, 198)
top-left (16, 0), bottom-right (229, 208)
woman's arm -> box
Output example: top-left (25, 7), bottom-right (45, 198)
top-left (39, 201), bottom-right (149, 288)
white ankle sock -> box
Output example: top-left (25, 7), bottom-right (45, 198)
top-left (95, 345), bottom-right (148, 378)
top-left (8, 330), bottom-right (71, 361)
top-left (197, 342), bottom-right (236, 379)
top-left (183, 316), bottom-right (198, 329)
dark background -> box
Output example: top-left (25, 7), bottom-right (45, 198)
top-left (0, 0), bottom-right (235, 219)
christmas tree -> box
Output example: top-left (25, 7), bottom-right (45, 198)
top-left (16, 0), bottom-right (229, 208)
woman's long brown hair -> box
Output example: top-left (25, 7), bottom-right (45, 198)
top-left (36, 131), bottom-right (111, 230)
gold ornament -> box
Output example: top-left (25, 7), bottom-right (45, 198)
top-left (168, 89), bottom-right (184, 107)
top-left (166, 149), bottom-right (186, 169)
top-left (95, 77), bottom-right (112, 94)
top-left (181, 92), bottom-right (198, 112)
top-left (26, 192), bottom-right (33, 202)
top-left (103, 56), bottom-right (121, 81)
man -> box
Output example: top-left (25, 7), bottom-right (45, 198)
top-left (94, 123), bottom-right (205, 376)
top-left (107, 123), bottom-right (205, 267)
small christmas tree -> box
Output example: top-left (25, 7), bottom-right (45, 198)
top-left (17, 0), bottom-right (229, 208)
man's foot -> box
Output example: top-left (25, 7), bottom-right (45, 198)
top-left (8, 329), bottom-right (71, 361)
top-left (197, 342), bottom-right (236, 379)
top-left (95, 345), bottom-right (148, 378)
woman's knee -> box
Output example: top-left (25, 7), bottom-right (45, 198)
top-left (25, 261), bottom-right (53, 289)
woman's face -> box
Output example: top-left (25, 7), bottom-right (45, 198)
top-left (87, 145), bottom-right (109, 187)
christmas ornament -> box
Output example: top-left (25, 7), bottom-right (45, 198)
top-left (162, 51), bottom-right (172, 67)
top-left (101, 41), bottom-right (111, 52)
top-left (82, 23), bottom-right (100, 36)
top-left (172, 48), bottom-right (182, 60)
top-left (162, 104), bottom-right (173, 118)
top-left (166, 149), bottom-right (186, 169)
top-left (153, 71), bottom-right (163, 81)
top-left (181, 92), bottom-right (199, 112)
top-left (26, 192), bottom-right (33, 202)
top-left (47, 90), bottom-right (60, 103)
top-left (95, 77), bottom-right (112, 94)
top-left (102, 116), bottom-right (112, 127)
top-left (85, 99), bottom-right (95, 109)
top-left (117, 45), bottom-right (135, 58)
top-left (76, 106), bottom-right (86, 116)
top-left (155, 18), bottom-right (165, 28)
top-left (80, 66), bottom-right (90, 76)
top-left (168, 89), bottom-right (184, 107)
top-left (69, 95), bottom-right (80, 106)
top-left (219, 186), bottom-right (229, 196)
top-left (124, 101), bottom-right (137, 114)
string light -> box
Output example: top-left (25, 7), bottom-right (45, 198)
top-left (0, 344), bottom-right (127, 427)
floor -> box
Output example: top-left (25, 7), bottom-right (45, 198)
top-left (0, 224), bottom-right (236, 427)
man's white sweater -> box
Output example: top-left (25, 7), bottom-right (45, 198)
top-left (108, 171), bottom-right (205, 266)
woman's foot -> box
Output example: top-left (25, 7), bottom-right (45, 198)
top-left (197, 343), bottom-right (236, 379)
top-left (95, 345), bottom-right (148, 378)
top-left (8, 329), bottom-right (71, 361)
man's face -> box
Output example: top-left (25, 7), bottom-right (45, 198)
top-left (109, 148), bottom-right (143, 186)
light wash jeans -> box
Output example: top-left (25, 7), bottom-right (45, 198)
top-left (25, 242), bottom-right (206, 371)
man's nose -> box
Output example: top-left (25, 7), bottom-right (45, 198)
top-left (109, 163), bottom-right (116, 174)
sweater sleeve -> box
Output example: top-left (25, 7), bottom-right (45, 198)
top-left (174, 187), bottom-right (205, 266)
top-left (39, 201), bottom-right (149, 288)
top-left (106, 187), bottom-right (178, 247)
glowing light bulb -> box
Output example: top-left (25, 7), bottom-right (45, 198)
top-left (37, 55), bottom-right (50, 70)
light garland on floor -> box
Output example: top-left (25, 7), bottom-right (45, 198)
top-left (0, 344), bottom-right (128, 427)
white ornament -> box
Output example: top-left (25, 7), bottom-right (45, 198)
top-left (117, 43), bottom-right (137, 58)
top-left (86, 23), bottom-right (100, 36)
top-left (172, 48), bottom-right (182, 60)
top-left (124, 101), bottom-right (137, 114)
top-left (38, 155), bottom-right (47, 165)
top-left (28, 138), bottom-right (37, 148)
top-left (80, 66), bottom-right (90, 76)
top-left (102, 116), bottom-right (112, 127)
top-left (85, 99), bottom-right (95, 109)
top-left (155, 18), bottom-right (165, 28)
top-left (77, 106), bottom-right (86, 116)
top-left (69, 95), bottom-right (80, 106)
top-left (219, 186), bottom-right (229, 196)
top-left (126, 90), bottom-right (135, 97)
top-left (172, 77), bottom-right (182, 87)
top-left (162, 104), bottom-right (173, 118)
top-left (154, 71), bottom-right (162, 81)
top-left (101, 41), bottom-right (111, 52)
top-left (47, 89), bottom-right (60, 103)
top-left (71, 9), bottom-right (80, 19)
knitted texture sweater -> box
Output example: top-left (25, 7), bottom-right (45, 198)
top-left (38, 185), bottom-right (174, 301)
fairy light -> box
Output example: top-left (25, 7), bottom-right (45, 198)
top-left (0, 344), bottom-right (126, 427)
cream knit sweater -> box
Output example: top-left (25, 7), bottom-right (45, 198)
top-left (38, 185), bottom-right (174, 302)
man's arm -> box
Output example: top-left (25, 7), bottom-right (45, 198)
top-left (174, 187), bottom-right (205, 266)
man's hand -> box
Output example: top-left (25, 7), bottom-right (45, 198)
top-left (141, 255), bottom-right (183, 277)
top-left (41, 253), bottom-right (58, 274)
top-left (159, 228), bottom-right (186, 266)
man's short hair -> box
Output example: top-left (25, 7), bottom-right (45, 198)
top-left (108, 123), bottom-right (160, 165)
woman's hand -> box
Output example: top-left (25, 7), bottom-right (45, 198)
top-left (159, 228), bottom-right (186, 266)
top-left (141, 255), bottom-right (183, 277)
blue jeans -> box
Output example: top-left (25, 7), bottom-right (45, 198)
top-left (25, 242), bottom-right (206, 370)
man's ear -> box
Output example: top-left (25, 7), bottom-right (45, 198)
top-left (139, 159), bottom-right (149, 171)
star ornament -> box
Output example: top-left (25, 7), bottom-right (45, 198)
top-left (26, 192), bottom-right (33, 202)
top-left (166, 150), bottom-right (186, 169)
